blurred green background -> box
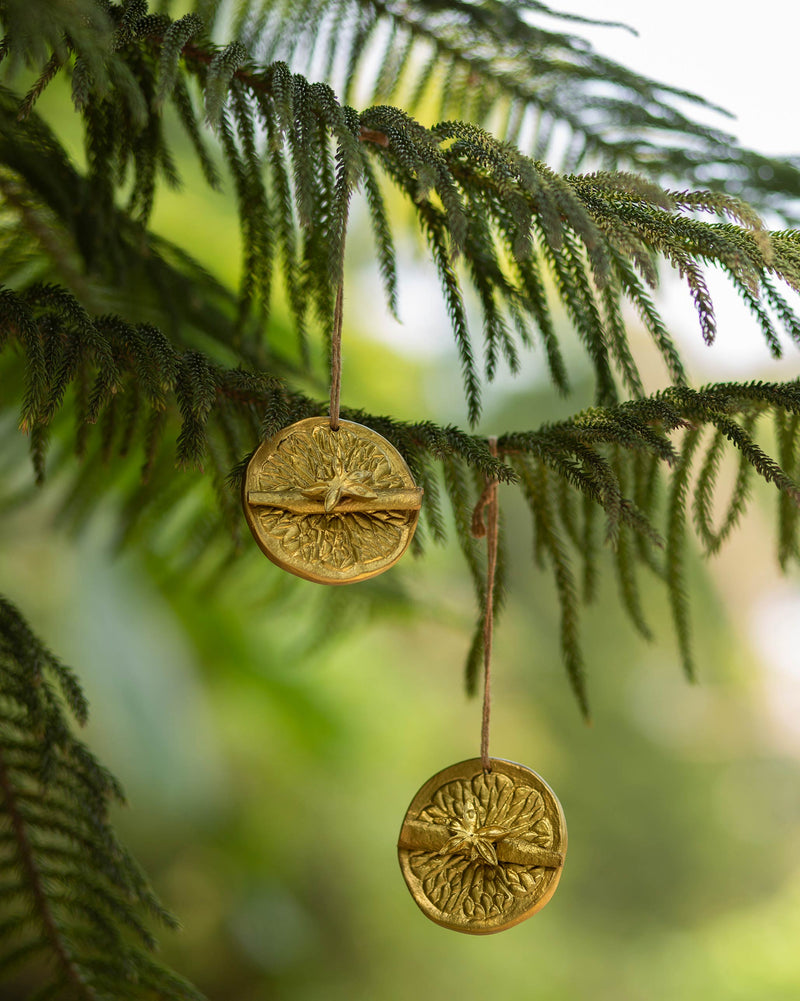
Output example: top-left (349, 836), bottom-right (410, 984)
top-left (2, 67), bottom-right (800, 1001)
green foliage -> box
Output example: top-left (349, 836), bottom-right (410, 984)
top-left (2, 2), bottom-right (800, 421)
top-left (0, 597), bottom-right (205, 999)
top-left (0, 1), bottom-right (799, 987)
top-left (0, 0), bottom-right (798, 690)
top-left (229, 0), bottom-right (800, 217)
top-left (2, 278), bottom-right (799, 712)
top-left (0, 0), bottom-right (798, 689)
top-left (502, 382), bottom-right (800, 706)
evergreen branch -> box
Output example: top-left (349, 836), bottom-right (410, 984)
top-left (154, 13), bottom-right (203, 109)
top-left (693, 418), bottom-right (755, 556)
top-left (499, 383), bottom-right (800, 690)
top-left (777, 412), bottom-right (800, 569)
top-left (0, 89), bottom-right (306, 378)
top-left (513, 455), bottom-right (588, 716)
top-left (3, 7), bottom-right (800, 419)
top-left (213, 0), bottom-right (800, 219)
top-left (2, 281), bottom-right (800, 707)
top-left (2, 6), bottom-right (800, 980)
top-left (1, 2), bottom-right (800, 714)
top-left (0, 597), bottom-right (204, 1000)
top-left (612, 454), bottom-right (653, 640)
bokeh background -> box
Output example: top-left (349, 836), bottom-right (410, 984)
top-left (2, 2), bottom-right (800, 998)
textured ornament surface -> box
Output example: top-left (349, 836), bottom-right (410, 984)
top-left (243, 417), bottom-right (421, 584)
top-left (397, 758), bottom-right (566, 933)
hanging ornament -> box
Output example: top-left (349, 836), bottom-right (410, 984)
top-left (397, 757), bottom-right (566, 933)
top-left (397, 438), bottom-right (567, 932)
top-left (242, 206), bottom-right (422, 583)
top-left (242, 417), bottom-right (422, 583)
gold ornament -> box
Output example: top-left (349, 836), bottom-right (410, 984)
top-left (242, 417), bottom-right (422, 584)
top-left (397, 758), bottom-right (566, 934)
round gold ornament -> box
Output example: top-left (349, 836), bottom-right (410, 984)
top-left (397, 758), bottom-right (566, 934)
top-left (242, 417), bottom-right (422, 584)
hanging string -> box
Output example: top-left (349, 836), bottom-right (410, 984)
top-left (329, 281), bottom-right (344, 430)
top-left (471, 437), bottom-right (499, 774)
top-left (329, 194), bottom-right (351, 432)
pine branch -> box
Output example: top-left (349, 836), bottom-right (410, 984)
top-left (215, 0), bottom-right (800, 219)
top-left (0, 597), bottom-right (204, 1000)
top-left (3, 5), bottom-right (800, 424)
top-left (2, 281), bottom-right (800, 709)
top-left (1, 1), bottom-right (800, 703)
top-left (499, 382), bottom-right (800, 692)
top-left (2, 3), bottom-right (800, 986)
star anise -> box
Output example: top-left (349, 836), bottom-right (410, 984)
top-left (300, 462), bottom-right (378, 513)
top-left (437, 797), bottom-right (511, 867)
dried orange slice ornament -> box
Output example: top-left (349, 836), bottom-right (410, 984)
top-left (242, 417), bottom-right (422, 584)
top-left (397, 758), bottom-right (566, 933)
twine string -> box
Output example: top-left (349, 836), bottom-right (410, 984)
top-left (329, 194), bottom-right (351, 432)
top-left (471, 437), bottom-right (499, 774)
top-left (329, 281), bottom-right (344, 430)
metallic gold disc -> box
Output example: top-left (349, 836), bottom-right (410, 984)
top-left (397, 758), bottom-right (566, 934)
top-left (242, 417), bottom-right (422, 584)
